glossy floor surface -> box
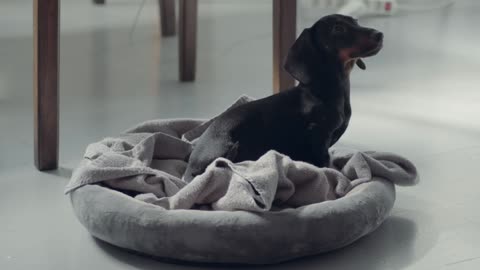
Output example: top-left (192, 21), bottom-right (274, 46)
top-left (1, 0), bottom-right (480, 269)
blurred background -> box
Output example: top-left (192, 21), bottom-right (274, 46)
top-left (1, 0), bottom-right (480, 269)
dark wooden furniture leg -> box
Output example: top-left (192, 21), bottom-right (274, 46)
top-left (34, 0), bottom-right (59, 171)
top-left (159, 0), bottom-right (176, 37)
top-left (179, 0), bottom-right (198, 82)
top-left (273, 0), bottom-right (297, 93)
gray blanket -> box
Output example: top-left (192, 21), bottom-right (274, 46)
top-left (65, 96), bottom-right (418, 212)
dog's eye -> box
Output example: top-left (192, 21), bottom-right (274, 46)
top-left (332, 25), bottom-right (346, 34)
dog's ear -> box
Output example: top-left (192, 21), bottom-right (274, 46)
top-left (284, 28), bottom-right (320, 85)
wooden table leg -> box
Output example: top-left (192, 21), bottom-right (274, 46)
top-left (273, 0), bottom-right (297, 93)
top-left (159, 0), bottom-right (176, 37)
top-left (179, 0), bottom-right (198, 82)
top-left (34, 0), bottom-right (59, 171)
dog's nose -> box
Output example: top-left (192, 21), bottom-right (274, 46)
top-left (371, 31), bottom-right (384, 42)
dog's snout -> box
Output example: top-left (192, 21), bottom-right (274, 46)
top-left (371, 31), bottom-right (384, 42)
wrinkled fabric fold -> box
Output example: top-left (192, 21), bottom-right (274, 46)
top-left (65, 96), bottom-right (418, 212)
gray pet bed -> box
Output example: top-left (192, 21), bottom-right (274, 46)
top-left (66, 97), bottom-right (418, 265)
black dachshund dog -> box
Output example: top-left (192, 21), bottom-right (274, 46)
top-left (184, 14), bottom-right (383, 182)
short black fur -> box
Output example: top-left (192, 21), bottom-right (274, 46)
top-left (184, 15), bottom-right (383, 182)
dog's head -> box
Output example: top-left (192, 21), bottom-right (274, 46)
top-left (284, 14), bottom-right (383, 85)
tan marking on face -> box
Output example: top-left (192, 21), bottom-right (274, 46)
top-left (338, 48), bottom-right (353, 63)
top-left (338, 48), bottom-right (358, 74)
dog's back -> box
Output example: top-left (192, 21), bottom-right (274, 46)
top-left (184, 88), bottom-right (318, 182)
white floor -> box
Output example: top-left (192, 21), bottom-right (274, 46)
top-left (1, 0), bottom-right (480, 269)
